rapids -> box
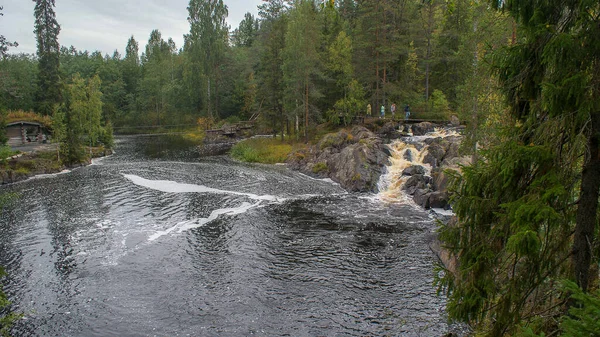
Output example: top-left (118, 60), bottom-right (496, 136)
top-left (0, 134), bottom-right (463, 336)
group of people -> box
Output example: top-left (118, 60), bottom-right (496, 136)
top-left (366, 103), bottom-right (410, 120)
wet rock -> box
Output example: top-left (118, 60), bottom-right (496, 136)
top-left (403, 149), bottom-right (414, 162)
top-left (403, 174), bottom-right (431, 195)
top-left (412, 122), bottom-right (435, 136)
top-left (428, 191), bottom-right (450, 209)
top-left (402, 165), bottom-right (426, 176)
top-left (287, 126), bottom-right (388, 192)
top-left (413, 189), bottom-right (431, 209)
top-left (423, 143), bottom-right (446, 168)
top-left (431, 169), bottom-right (450, 192)
top-left (377, 122), bottom-right (401, 140)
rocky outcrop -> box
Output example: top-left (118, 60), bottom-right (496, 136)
top-left (393, 123), bottom-right (470, 209)
top-left (287, 126), bottom-right (389, 192)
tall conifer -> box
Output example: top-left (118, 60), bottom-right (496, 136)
top-left (33, 0), bottom-right (61, 115)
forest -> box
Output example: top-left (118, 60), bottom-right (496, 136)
top-left (2, 0), bottom-right (600, 336)
top-left (1, 0), bottom-right (511, 140)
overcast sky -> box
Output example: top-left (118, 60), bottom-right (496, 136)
top-left (0, 0), bottom-right (263, 56)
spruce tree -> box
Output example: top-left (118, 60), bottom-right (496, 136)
top-left (33, 0), bottom-right (61, 116)
top-left (438, 0), bottom-right (600, 335)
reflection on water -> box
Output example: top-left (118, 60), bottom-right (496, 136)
top-left (0, 134), bottom-right (461, 336)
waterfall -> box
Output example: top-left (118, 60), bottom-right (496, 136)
top-left (377, 126), bottom-right (463, 205)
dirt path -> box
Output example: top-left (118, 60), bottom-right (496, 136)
top-left (10, 142), bottom-right (58, 153)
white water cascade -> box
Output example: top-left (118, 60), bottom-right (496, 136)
top-left (377, 127), bottom-right (463, 205)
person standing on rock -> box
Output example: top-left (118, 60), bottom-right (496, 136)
top-left (391, 103), bottom-right (396, 119)
top-left (380, 105), bottom-right (385, 119)
top-left (404, 104), bottom-right (411, 120)
top-left (366, 103), bottom-right (372, 117)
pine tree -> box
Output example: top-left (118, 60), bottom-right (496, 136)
top-left (232, 12), bottom-right (259, 47)
top-left (118, 36), bottom-right (141, 124)
top-left (33, 0), bottom-right (61, 116)
top-left (256, 0), bottom-right (289, 138)
top-left (186, 0), bottom-right (229, 118)
top-left (282, 0), bottom-right (321, 142)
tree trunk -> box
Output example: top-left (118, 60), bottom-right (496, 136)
top-left (375, 1), bottom-right (380, 108)
top-left (207, 77), bottom-right (211, 118)
top-left (573, 111), bottom-right (600, 292)
top-left (304, 78), bottom-right (309, 143)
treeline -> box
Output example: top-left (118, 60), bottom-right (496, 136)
top-left (1, 0), bottom-right (512, 139)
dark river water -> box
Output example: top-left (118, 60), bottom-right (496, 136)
top-left (0, 135), bottom-right (457, 336)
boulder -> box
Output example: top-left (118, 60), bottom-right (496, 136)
top-left (288, 126), bottom-right (389, 192)
top-left (412, 122), bottom-right (435, 136)
top-left (450, 115), bottom-right (460, 126)
top-left (423, 143), bottom-right (446, 168)
top-left (377, 122), bottom-right (401, 140)
top-left (431, 169), bottom-right (450, 192)
top-left (403, 174), bottom-right (431, 195)
top-left (351, 125), bottom-right (375, 141)
top-left (402, 165), bottom-right (426, 176)
top-left (441, 142), bottom-right (460, 165)
top-left (428, 191), bottom-right (450, 209)
top-left (328, 142), bottom-right (388, 192)
top-left (403, 148), bottom-right (414, 162)
top-left (413, 189), bottom-right (431, 209)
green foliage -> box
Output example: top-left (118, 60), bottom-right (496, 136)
top-left (33, 0), bottom-right (61, 116)
top-left (230, 138), bottom-right (292, 164)
top-left (330, 79), bottom-right (366, 125)
top-left (312, 162), bottom-right (327, 174)
top-left (232, 12), bottom-right (259, 47)
top-left (98, 122), bottom-right (114, 149)
top-left (438, 121), bottom-right (579, 335)
top-left (0, 146), bottom-right (15, 163)
top-left (428, 89), bottom-right (451, 120)
top-left (560, 281), bottom-right (600, 336)
top-left (282, 0), bottom-right (322, 141)
top-left (0, 192), bottom-right (18, 208)
top-left (186, 0), bottom-right (229, 118)
top-left (57, 73), bottom-right (108, 164)
top-left (0, 54), bottom-right (38, 111)
top-left (0, 266), bottom-right (21, 336)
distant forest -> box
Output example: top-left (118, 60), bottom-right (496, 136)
top-left (1, 0), bottom-right (511, 136)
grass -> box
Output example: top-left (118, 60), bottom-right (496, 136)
top-left (230, 138), bottom-right (294, 164)
top-left (5, 110), bottom-right (53, 128)
top-left (181, 129), bottom-right (206, 143)
top-left (312, 162), bottom-right (328, 174)
top-left (0, 146), bottom-right (18, 163)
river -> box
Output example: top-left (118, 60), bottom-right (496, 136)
top-left (0, 134), bottom-right (458, 336)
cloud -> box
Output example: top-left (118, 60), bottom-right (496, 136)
top-left (1, 0), bottom-right (263, 56)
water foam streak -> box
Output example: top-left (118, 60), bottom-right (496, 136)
top-left (123, 174), bottom-right (285, 241)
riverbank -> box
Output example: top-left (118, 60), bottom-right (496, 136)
top-left (0, 146), bottom-right (112, 185)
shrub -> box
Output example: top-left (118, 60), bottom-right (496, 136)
top-left (312, 162), bottom-right (328, 174)
top-left (98, 122), bottom-right (115, 149)
top-left (0, 146), bottom-right (15, 164)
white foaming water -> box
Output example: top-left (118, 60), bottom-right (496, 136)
top-left (148, 201), bottom-right (260, 241)
top-left (123, 174), bottom-right (285, 202)
top-left (123, 174), bottom-right (287, 242)
top-left (376, 128), bottom-right (460, 203)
